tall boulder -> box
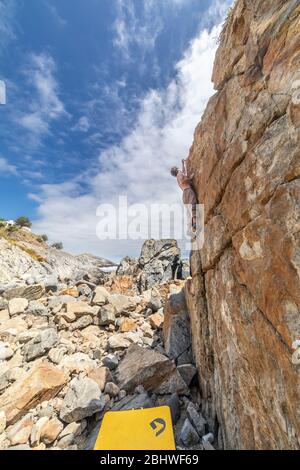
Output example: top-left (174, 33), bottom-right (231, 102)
top-left (137, 239), bottom-right (182, 291)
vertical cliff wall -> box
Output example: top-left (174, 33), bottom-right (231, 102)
top-left (185, 0), bottom-right (300, 449)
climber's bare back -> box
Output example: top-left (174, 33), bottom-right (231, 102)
top-left (176, 170), bottom-right (193, 191)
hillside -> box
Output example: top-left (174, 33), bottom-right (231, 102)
top-left (0, 225), bottom-right (115, 286)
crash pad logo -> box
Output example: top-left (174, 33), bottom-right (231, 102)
top-left (0, 81), bottom-right (6, 105)
top-left (150, 418), bottom-right (166, 437)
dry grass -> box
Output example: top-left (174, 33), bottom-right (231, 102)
top-left (0, 226), bottom-right (45, 262)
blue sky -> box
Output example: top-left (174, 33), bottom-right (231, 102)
top-left (0, 0), bottom-right (232, 260)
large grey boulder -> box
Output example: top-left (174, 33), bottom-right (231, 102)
top-left (23, 328), bottom-right (59, 361)
top-left (138, 240), bottom-right (182, 291)
top-left (60, 377), bottom-right (105, 423)
top-left (164, 315), bottom-right (192, 364)
top-left (116, 344), bottom-right (175, 393)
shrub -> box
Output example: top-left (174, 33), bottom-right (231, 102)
top-left (40, 234), bottom-right (48, 242)
top-left (15, 216), bottom-right (32, 228)
top-left (52, 242), bottom-right (63, 250)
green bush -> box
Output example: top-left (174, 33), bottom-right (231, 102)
top-left (15, 216), bottom-right (32, 228)
top-left (40, 234), bottom-right (48, 242)
top-left (52, 242), bottom-right (63, 250)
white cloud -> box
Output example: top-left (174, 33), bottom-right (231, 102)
top-left (113, 0), bottom-right (166, 59)
top-left (33, 1), bottom-right (229, 260)
top-left (17, 53), bottom-right (67, 143)
top-left (72, 116), bottom-right (90, 133)
top-left (0, 156), bottom-right (17, 175)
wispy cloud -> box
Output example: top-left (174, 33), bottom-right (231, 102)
top-left (0, 156), bottom-right (17, 175)
top-left (113, 0), bottom-right (191, 59)
top-left (72, 116), bottom-right (90, 133)
top-left (17, 53), bottom-right (67, 145)
top-left (33, 0), bottom-right (231, 259)
top-left (0, 0), bottom-right (16, 52)
top-left (46, 2), bottom-right (67, 27)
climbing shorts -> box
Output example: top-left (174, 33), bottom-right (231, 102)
top-left (183, 188), bottom-right (197, 216)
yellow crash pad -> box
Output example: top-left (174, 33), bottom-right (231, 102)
top-left (94, 406), bottom-right (176, 450)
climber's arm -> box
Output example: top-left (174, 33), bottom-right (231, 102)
top-left (182, 159), bottom-right (188, 176)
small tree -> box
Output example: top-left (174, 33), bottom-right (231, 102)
top-left (52, 242), bottom-right (63, 250)
top-left (15, 216), bottom-right (32, 228)
top-left (41, 234), bottom-right (48, 242)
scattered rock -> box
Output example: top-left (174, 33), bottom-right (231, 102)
top-left (23, 329), bottom-right (59, 362)
top-left (167, 394), bottom-right (181, 425)
top-left (186, 402), bottom-right (206, 438)
top-left (57, 421), bottom-right (87, 448)
top-left (202, 433), bottom-right (214, 444)
top-left (177, 364), bottom-right (197, 386)
top-left (148, 287), bottom-right (163, 312)
top-left (108, 334), bottom-right (131, 350)
top-left (68, 315), bottom-right (93, 331)
top-left (112, 393), bottom-right (154, 411)
top-left (7, 414), bottom-right (33, 446)
top-left (4, 285), bottom-right (44, 302)
top-left (108, 294), bottom-right (137, 316)
top-left (8, 298), bottom-right (29, 316)
top-left (103, 354), bottom-right (119, 371)
top-left (48, 347), bottom-right (66, 365)
top-left (0, 309), bottom-right (9, 322)
top-left (155, 370), bottom-right (190, 396)
top-left (92, 286), bottom-right (110, 306)
top-left (30, 416), bottom-right (49, 446)
top-left (41, 417), bottom-right (64, 445)
top-left (0, 316), bottom-right (28, 335)
top-left (88, 367), bottom-right (113, 392)
top-left (59, 287), bottom-right (78, 298)
top-left (99, 304), bottom-right (116, 326)
top-left (116, 344), bottom-right (175, 393)
top-left (66, 301), bottom-right (95, 319)
top-left (60, 377), bottom-right (105, 423)
top-left (60, 353), bottom-right (97, 374)
top-left (149, 313), bottom-right (164, 329)
top-left (104, 382), bottom-right (120, 398)
top-left (180, 418), bottom-right (200, 447)
top-left (119, 318), bottom-right (137, 333)
top-left (27, 301), bottom-right (48, 317)
top-left (0, 362), bottom-right (67, 425)
top-left (0, 342), bottom-right (14, 361)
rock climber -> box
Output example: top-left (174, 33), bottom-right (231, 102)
top-left (171, 159), bottom-right (197, 233)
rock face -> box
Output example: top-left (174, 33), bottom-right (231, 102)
top-left (185, 0), bottom-right (300, 450)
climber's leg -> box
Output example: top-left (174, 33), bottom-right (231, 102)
top-left (183, 188), bottom-right (198, 234)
